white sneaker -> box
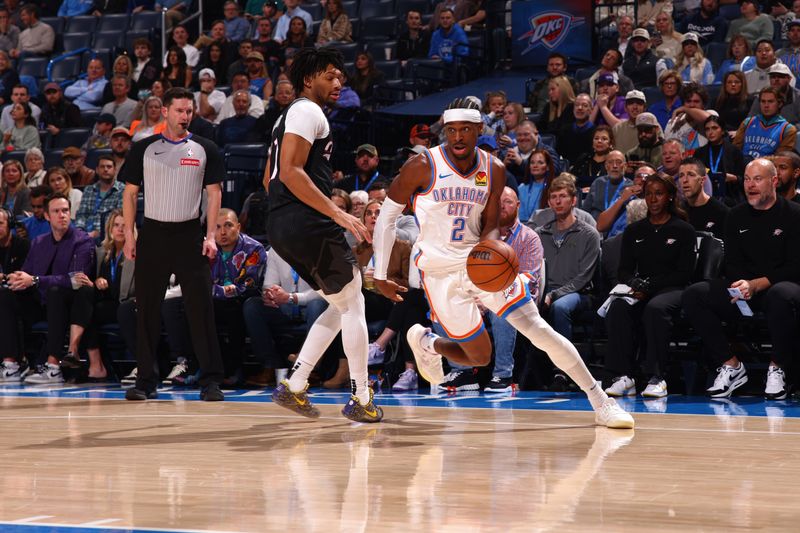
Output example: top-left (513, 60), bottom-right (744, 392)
top-left (765, 365), bottom-right (787, 400)
top-left (392, 369), bottom-right (418, 391)
top-left (163, 360), bottom-right (189, 385)
top-left (595, 397), bottom-right (635, 429)
top-left (641, 376), bottom-right (668, 398)
top-left (406, 324), bottom-right (444, 386)
top-left (0, 361), bottom-right (25, 382)
top-left (24, 363), bottom-right (64, 384)
top-left (604, 375), bottom-right (636, 397)
top-left (121, 367), bottom-right (137, 385)
top-left (368, 343), bottom-right (385, 365)
top-left (707, 363), bottom-right (747, 398)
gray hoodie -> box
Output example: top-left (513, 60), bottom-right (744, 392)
top-left (536, 217), bottom-right (601, 302)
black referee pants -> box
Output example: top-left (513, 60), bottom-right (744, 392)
top-left (134, 218), bottom-right (223, 391)
top-left (682, 280), bottom-right (800, 367)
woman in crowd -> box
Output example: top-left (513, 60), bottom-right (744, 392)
top-left (715, 71), bottom-right (753, 133)
top-left (350, 52), bottom-right (385, 103)
top-left (0, 159), bottom-right (30, 218)
top-left (536, 75), bottom-right (575, 136)
top-left (320, 199), bottom-right (411, 389)
top-left (636, 0), bottom-right (673, 28)
top-left (23, 147), bottom-right (45, 187)
top-left (45, 167), bottom-right (81, 218)
top-left (130, 96), bottom-right (166, 142)
top-left (715, 35), bottom-right (756, 84)
top-left (652, 11), bottom-right (682, 61)
top-left (316, 0), bottom-right (353, 46)
top-left (3, 102), bottom-right (40, 151)
top-left (496, 101), bottom-right (526, 155)
top-left (102, 54), bottom-right (136, 104)
top-left (350, 190), bottom-right (367, 219)
top-left (726, 0), bottom-right (773, 47)
top-left (331, 188), bottom-right (352, 213)
top-left (570, 125), bottom-right (615, 184)
top-left (81, 209), bottom-right (135, 381)
top-left (199, 41), bottom-right (228, 83)
top-left (603, 174), bottom-right (696, 400)
top-left (162, 46), bottom-right (192, 89)
top-left (674, 33), bottom-right (714, 85)
top-left (519, 149), bottom-right (555, 222)
top-left (282, 16), bottom-right (314, 57)
top-left (693, 115), bottom-right (748, 206)
top-left (650, 70), bottom-right (683, 130)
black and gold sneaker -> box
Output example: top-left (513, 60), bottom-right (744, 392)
top-left (271, 380), bottom-right (320, 418)
top-left (342, 388), bottom-right (384, 423)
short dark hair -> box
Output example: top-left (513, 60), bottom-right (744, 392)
top-left (367, 180), bottom-right (390, 193)
top-left (97, 154), bottom-right (116, 167)
top-left (12, 83), bottom-right (28, 94)
top-left (21, 3), bottom-right (39, 18)
top-left (755, 38), bottom-right (774, 50)
top-left (548, 52), bottom-right (568, 65)
top-left (113, 74), bottom-right (131, 88)
top-left (45, 192), bottom-right (71, 212)
top-left (162, 87), bottom-right (194, 108)
top-left (133, 37), bottom-right (151, 50)
top-left (239, 39), bottom-right (254, 47)
top-left (288, 47), bottom-right (345, 96)
top-left (760, 85), bottom-right (785, 106)
top-left (680, 82), bottom-right (708, 106)
top-left (30, 185), bottom-right (52, 199)
top-left (775, 150), bottom-right (800, 170)
top-left (679, 156), bottom-right (707, 177)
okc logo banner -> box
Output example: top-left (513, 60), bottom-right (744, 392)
top-left (512, 0), bottom-right (592, 66)
top-left (518, 11), bottom-right (586, 55)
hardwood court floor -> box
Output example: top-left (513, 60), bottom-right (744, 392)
top-left (0, 394), bottom-right (798, 532)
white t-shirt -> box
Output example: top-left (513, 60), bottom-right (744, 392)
top-left (164, 44), bottom-right (200, 68)
top-left (194, 89), bottom-right (226, 115)
top-left (284, 98), bottom-right (328, 143)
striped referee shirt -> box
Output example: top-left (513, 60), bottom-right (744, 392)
top-left (119, 133), bottom-right (225, 222)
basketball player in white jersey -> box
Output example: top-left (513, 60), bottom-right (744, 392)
top-left (373, 98), bottom-right (634, 428)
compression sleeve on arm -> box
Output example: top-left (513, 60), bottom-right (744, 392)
top-left (372, 197), bottom-right (405, 280)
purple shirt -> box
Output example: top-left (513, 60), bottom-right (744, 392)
top-left (21, 226), bottom-right (95, 302)
top-left (595, 95), bottom-right (629, 126)
top-left (210, 233), bottom-right (267, 299)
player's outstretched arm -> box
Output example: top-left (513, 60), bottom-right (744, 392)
top-left (279, 132), bottom-right (370, 242)
top-left (374, 153), bottom-right (431, 302)
top-left (479, 157), bottom-right (507, 241)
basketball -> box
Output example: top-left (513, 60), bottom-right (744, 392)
top-left (466, 240), bottom-right (519, 292)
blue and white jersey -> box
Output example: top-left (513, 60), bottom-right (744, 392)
top-left (742, 115), bottom-right (792, 158)
top-left (412, 145), bottom-right (494, 273)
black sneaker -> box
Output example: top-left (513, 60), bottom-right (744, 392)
top-left (436, 369), bottom-right (480, 392)
top-left (200, 382), bottom-right (225, 401)
top-left (125, 388), bottom-right (158, 401)
top-left (60, 352), bottom-right (82, 369)
top-left (549, 373), bottom-right (569, 392)
top-left (484, 375), bottom-right (513, 393)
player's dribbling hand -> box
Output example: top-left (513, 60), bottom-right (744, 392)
top-left (375, 279), bottom-right (408, 302)
top-left (332, 209), bottom-right (371, 243)
top-left (203, 238), bottom-right (217, 260)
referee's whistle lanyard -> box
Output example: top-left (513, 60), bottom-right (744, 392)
top-left (708, 144), bottom-right (724, 174)
top-left (604, 179), bottom-right (627, 211)
top-left (356, 171), bottom-right (380, 191)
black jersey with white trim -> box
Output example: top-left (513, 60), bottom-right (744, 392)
top-left (266, 98), bottom-right (334, 213)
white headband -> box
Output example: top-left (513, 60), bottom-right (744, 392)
top-left (443, 108), bottom-right (482, 124)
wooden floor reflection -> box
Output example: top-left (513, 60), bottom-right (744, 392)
top-left (0, 397), bottom-right (798, 532)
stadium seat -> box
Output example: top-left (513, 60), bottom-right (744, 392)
top-left (360, 16), bottom-right (398, 41)
top-left (374, 60), bottom-right (401, 79)
top-left (719, 4), bottom-right (740, 20)
top-left (642, 85), bottom-right (664, 106)
top-left (93, 32), bottom-right (124, 50)
top-left (49, 128), bottom-right (93, 149)
top-left (366, 40), bottom-right (398, 61)
top-left (359, 0), bottom-right (395, 19)
top-left (40, 16), bottom-right (65, 34)
top-left (18, 57), bottom-right (48, 78)
top-left (3, 150), bottom-right (26, 164)
top-left (62, 33), bottom-right (93, 52)
top-left (575, 67), bottom-right (595, 81)
top-left (130, 12), bottom-right (163, 31)
top-left (539, 133), bottom-right (557, 151)
top-left (49, 56), bottom-right (81, 81)
top-left (331, 42), bottom-right (361, 62)
top-left (223, 143), bottom-right (269, 175)
top-left (341, 1), bottom-right (359, 18)
top-left (81, 109), bottom-right (101, 128)
top-left (66, 16), bottom-right (97, 34)
top-left (45, 149), bottom-right (64, 169)
top-left (705, 42), bottom-right (728, 69)
top-left (97, 14), bottom-right (130, 32)
top-left (349, 17), bottom-right (361, 40)
top-left (396, 0), bottom-right (432, 15)
top-left (305, 2), bottom-right (323, 21)
top-left (85, 148), bottom-right (112, 170)
top-left (19, 75), bottom-right (38, 98)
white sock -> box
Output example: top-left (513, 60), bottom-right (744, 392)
top-left (506, 302), bottom-right (607, 410)
top-left (287, 304), bottom-right (342, 393)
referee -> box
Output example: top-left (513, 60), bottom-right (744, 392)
top-left (120, 87), bottom-right (225, 401)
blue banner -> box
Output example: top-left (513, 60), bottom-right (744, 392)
top-left (512, 0), bottom-right (592, 67)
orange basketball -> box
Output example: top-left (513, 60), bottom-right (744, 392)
top-left (466, 239), bottom-right (519, 292)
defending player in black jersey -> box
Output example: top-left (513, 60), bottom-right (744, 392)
top-left (264, 47), bottom-right (383, 423)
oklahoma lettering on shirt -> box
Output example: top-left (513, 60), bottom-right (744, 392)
top-left (119, 133), bottom-right (224, 223)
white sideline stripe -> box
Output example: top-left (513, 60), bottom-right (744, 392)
top-left (11, 515), bottom-right (55, 523)
top-left (78, 518), bottom-right (123, 526)
top-left (0, 520), bottom-right (244, 532)
top-left (535, 399), bottom-right (571, 404)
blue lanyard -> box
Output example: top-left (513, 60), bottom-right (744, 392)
top-left (109, 251), bottom-right (123, 283)
top-left (604, 179), bottom-right (626, 210)
top-left (709, 144), bottom-right (723, 174)
top-left (356, 171), bottom-right (380, 191)
top-left (290, 267), bottom-right (299, 291)
top-left (504, 223), bottom-right (522, 246)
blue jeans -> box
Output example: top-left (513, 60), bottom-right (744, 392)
top-left (243, 297), bottom-right (328, 368)
top-left (548, 292), bottom-right (592, 341)
top-left (437, 311), bottom-right (516, 378)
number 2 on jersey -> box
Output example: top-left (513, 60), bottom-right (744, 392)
top-left (450, 217), bottom-right (466, 242)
